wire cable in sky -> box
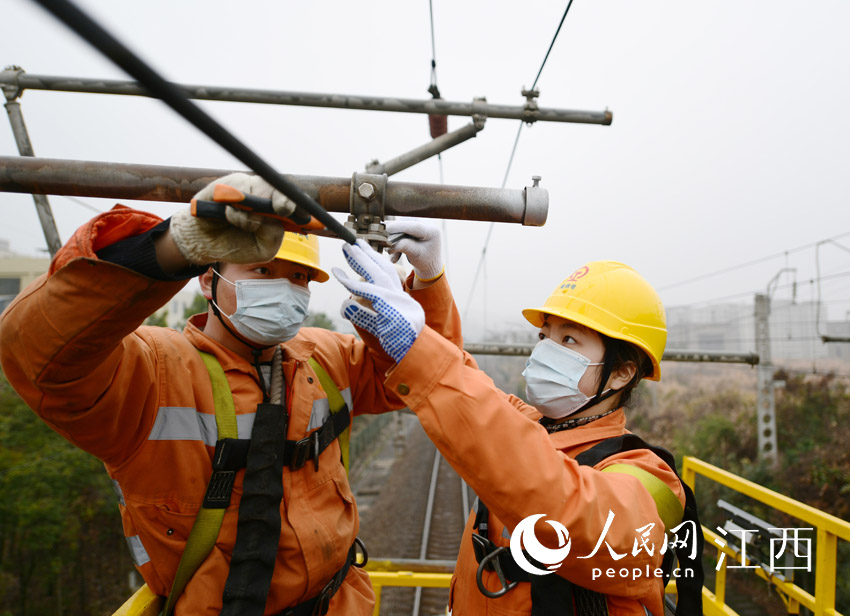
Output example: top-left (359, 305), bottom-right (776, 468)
top-left (532, 0), bottom-right (575, 90)
top-left (60, 194), bottom-right (102, 214)
top-left (428, 0), bottom-right (438, 88)
top-left (679, 270), bottom-right (850, 308)
top-left (32, 0), bottom-right (355, 243)
top-left (658, 230), bottom-right (850, 292)
top-left (462, 123), bottom-right (524, 321)
top-left (463, 1), bottom-right (576, 322)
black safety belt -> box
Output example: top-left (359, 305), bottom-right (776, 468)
top-left (220, 347), bottom-right (288, 616)
top-left (471, 434), bottom-right (705, 615)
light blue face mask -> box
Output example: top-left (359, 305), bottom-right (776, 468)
top-left (213, 272), bottom-right (311, 345)
top-left (521, 338), bottom-right (606, 419)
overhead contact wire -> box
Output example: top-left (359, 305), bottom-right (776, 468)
top-left (463, 0), bottom-right (576, 322)
top-left (32, 0), bottom-right (355, 244)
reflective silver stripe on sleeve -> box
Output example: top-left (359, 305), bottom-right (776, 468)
top-left (111, 479), bottom-right (125, 506)
top-left (148, 407), bottom-right (217, 446)
top-left (237, 413), bottom-right (255, 439)
top-left (307, 398), bottom-right (330, 431)
top-left (125, 535), bottom-right (151, 566)
top-left (307, 387), bottom-right (352, 431)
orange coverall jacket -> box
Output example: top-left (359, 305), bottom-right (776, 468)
top-left (0, 207), bottom-right (459, 615)
top-left (385, 327), bottom-right (687, 616)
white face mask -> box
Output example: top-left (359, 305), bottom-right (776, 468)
top-left (212, 271), bottom-right (311, 345)
top-left (521, 338), bottom-right (607, 419)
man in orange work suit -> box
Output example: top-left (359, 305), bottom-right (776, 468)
top-left (0, 173), bottom-right (458, 615)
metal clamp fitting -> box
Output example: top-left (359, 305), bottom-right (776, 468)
top-left (522, 175), bottom-right (548, 227)
top-left (471, 96), bottom-right (488, 130)
top-left (346, 171), bottom-right (389, 250)
top-left (521, 87), bottom-right (540, 125)
top-left (0, 66), bottom-right (25, 102)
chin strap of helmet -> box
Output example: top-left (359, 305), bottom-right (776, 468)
top-left (569, 342), bottom-right (621, 416)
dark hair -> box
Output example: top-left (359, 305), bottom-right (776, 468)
top-left (599, 334), bottom-right (653, 407)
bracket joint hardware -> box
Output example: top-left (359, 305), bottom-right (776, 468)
top-left (520, 87), bottom-right (540, 125)
top-left (347, 172), bottom-right (389, 250)
top-left (1, 66), bottom-right (25, 102)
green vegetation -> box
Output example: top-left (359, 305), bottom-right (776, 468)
top-left (303, 312), bottom-right (336, 331)
top-left (630, 364), bottom-right (850, 614)
top-left (1, 352), bottom-right (847, 614)
top-left (0, 370), bottom-right (130, 615)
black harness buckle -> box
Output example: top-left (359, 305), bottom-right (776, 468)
top-left (203, 470), bottom-right (236, 509)
top-left (289, 437), bottom-right (312, 470)
top-left (288, 431), bottom-right (323, 472)
top-left (471, 532), bottom-right (492, 565)
top-left (476, 545), bottom-right (519, 599)
top-left (311, 431), bottom-right (321, 472)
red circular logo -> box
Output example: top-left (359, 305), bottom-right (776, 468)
top-left (567, 266), bottom-right (589, 282)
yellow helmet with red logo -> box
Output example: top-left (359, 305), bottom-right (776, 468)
top-left (522, 261), bottom-right (666, 380)
top-left (274, 233), bottom-right (329, 283)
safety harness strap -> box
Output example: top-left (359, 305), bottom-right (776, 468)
top-left (307, 357), bottom-right (351, 474)
top-left (574, 434), bottom-right (705, 614)
top-left (472, 434), bottom-right (705, 615)
top-left (162, 352), bottom-right (354, 615)
top-left (162, 350), bottom-right (238, 616)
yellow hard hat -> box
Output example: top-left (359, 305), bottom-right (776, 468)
top-left (522, 261), bottom-right (666, 380)
top-left (274, 233), bottom-right (329, 283)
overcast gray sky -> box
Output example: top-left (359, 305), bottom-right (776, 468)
top-left (2, 0), bottom-right (849, 342)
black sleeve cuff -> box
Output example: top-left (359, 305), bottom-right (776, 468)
top-left (95, 218), bottom-right (210, 281)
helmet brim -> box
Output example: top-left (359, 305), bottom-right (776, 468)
top-left (522, 306), bottom-right (662, 381)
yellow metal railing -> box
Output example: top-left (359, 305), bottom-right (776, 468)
top-left (363, 559), bottom-right (452, 616)
top-left (682, 456), bottom-right (850, 616)
top-left (111, 585), bottom-right (161, 616)
top-left (113, 460), bottom-right (848, 616)
top-left (110, 567), bottom-right (453, 616)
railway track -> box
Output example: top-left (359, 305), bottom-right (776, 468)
top-left (355, 417), bottom-right (471, 616)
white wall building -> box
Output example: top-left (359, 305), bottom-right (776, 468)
top-left (667, 299), bottom-right (844, 362)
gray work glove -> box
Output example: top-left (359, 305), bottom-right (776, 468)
top-left (170, 172), bottom-right (296, 264)
top-left (385, 219), bottom-right (444, 282)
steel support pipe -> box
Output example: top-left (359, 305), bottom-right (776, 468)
top-left (3, 102), bottom-right (63, 256)
top-left (465, 343), bottom-right (759, 366)
top-left (0, 70), bottom-right (613, 126)
top-left (366, 120), bottom-right (484, 176)
top-left (0, 156), bottom-right (549, 226)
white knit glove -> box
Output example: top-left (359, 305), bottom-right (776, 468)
top-left (385, 219), bottom-right (444, 282)
top-left (332, 240), bottom-right (425, 363)
top-left (170, 173), bottom-right (295, 264)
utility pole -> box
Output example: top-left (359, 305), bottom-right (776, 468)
top-left (754, 293), bottom-right (778, 464)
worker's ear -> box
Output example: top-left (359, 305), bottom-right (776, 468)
top-left (199, 265), bottom-right (215, 300)
top-left (607, 361), bottom-right (637, 390)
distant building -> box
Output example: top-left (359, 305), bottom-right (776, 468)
top-left (769, 299), bottom-right (828, 361)
top-left (667, 299), bottom-right (844, 361)
top-left (0, 239), bottom-right (50, 313)
top-left (666, 303), bottom-right (751, 353)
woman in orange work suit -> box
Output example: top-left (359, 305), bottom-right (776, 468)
top-left (334, 244), bottom-right (704, 616)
